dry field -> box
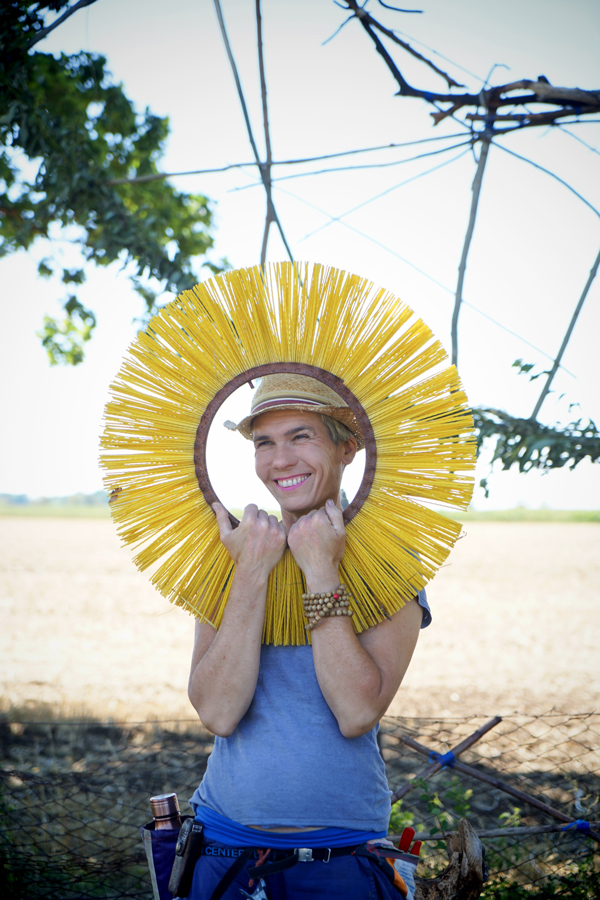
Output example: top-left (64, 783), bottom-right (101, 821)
top-left (0, 517), bottom-right (598, 722)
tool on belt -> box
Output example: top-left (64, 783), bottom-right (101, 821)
top-left (144, 811), bottom-right (421, 900)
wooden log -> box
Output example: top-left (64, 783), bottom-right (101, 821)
top-left (398, 733), bottom-right (600, 845)
top-left (391, 716), bottom-right (502, 802)
top-left (414, 818), bottom-right (486, 900)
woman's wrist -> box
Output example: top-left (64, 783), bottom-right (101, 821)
top-left (232, 562), bottom-right (272, 592)
top-left (305, 568), bottom-right (340, 594)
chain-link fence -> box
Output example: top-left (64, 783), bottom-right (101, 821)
top-left (1, 713), bottom-right (598, 898)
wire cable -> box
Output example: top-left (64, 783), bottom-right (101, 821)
top-left (493, 142), bottom-right (600, 220)
top-left (231, 139), bottom-right (472, 192)
top-left (272, 181), bottom-right (575, 372)
top-left (298, 147), bottom-right (470, 243)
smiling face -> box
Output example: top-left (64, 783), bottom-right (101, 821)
top-left (252, 409), bottom-right (357, 527)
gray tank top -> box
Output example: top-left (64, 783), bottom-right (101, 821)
top-left (191, 590), bottom-right (430, 831)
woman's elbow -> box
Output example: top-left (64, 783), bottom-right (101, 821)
top-left (203, 718), bottom-right (237, 738)
top-left (187, 687), bottom-right (237, 737)
top-left (190, 703), bottom-right (238, 738)
top-left (338, 711), bottom-right (381, 739)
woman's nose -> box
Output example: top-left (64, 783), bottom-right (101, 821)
top-left (272, 442), bottom-right (297, 469)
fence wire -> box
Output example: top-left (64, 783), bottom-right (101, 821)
top-left (1, 713), bottom-right (598, 898)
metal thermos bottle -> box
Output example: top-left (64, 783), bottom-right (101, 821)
top-left (149, 792), bottom-right (182, 830)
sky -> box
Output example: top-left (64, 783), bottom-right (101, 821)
top-left (1, 0), bottom-right (600, 509)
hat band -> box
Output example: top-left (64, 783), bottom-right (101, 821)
top-left (251, 397), bottom-right (328, 415)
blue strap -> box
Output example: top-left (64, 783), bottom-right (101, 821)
top-left (561, 820), bottom-right (590, 833)
top-left (429, 750), bottom-right (455, 768)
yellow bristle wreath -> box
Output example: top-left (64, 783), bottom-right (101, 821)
top-left (101, 262), bottom-right (476, 646)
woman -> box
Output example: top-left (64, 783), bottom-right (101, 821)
top-left (187, 374), bottom-right (430, 900)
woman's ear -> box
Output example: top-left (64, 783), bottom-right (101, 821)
top-left (340, 436), bottom-right (358, 466)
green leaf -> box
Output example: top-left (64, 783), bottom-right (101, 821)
top-left (37, 260), bottom-right (53, 278)
top-left (61, 268), bottom-right (86, 285)
top-left (1, 2), bottom-right (220, 364)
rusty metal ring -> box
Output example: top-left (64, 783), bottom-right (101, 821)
top-left (193, 362), bottom-right (376, 527)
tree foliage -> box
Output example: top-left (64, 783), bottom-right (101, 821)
top-left (0, 0), bottom-right (220, 364)
top-left (473, 407), bottom-right (600, 489)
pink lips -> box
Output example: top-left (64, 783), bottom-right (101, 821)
top-left (274, 474), bottom-right (310, 492)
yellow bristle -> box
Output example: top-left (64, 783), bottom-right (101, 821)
top-left (100, 262), bottom-right (476, 645)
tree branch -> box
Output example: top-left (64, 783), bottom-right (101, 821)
top-left (451, 136), bottom-right (491, 367)
top-left (213, 0), bottom-right (293, 263)
top-left (531, 245), bottom-right (600, 420)
top-left (473, 408), bottom-right (600, 472)
top-left (256, 0), bottom-right (274, 268)
top-left (355, 5), bottom-right (464, 89)
top-left (27, 0), bottom-right (100, 49)
top-left (340, 3), bottom-right (600, 125)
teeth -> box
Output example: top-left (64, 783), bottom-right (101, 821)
top-left (277, 475), bottom-right (308, 488)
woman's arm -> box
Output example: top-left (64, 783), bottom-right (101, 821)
top-left (288, 501), bottom-right (422, 738)
top-left (188, 503), bottom-right (287, 737)
top-left (309, 600), bottom-right (422, 738)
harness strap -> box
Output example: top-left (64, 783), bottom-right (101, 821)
top-left (208, 849), bottom-right (253, 900)
top-left (248, 843), bottom-right (364, 879)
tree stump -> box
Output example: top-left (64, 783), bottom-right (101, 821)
top-left (414, 819), bottom-right (486, 900)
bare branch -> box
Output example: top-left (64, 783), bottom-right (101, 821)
top-left (467, 110), bottom-right (587, 126)
top-left (322, 14), bottom-right (354, 46)
top-left (501, 79), bottom-right (600, 107)
top-left (377, 1), bottom-right (422, 12)
top-left (213, 0), bottom-right (293, 263)
top-left (451, 136), bottom-right (491, 367)
top-left (27, 0), bottom-right (100, 49)
top-left (212, 0), bottom-right (263, 166)
top-left (338, 6), bottom-right (600, 126)
top-left (346, 0), bottom-right (464, 88)
top-left (531, 245), bottom-right (600, 420)
top-left (378, 0), bottom-right (423, 13)
top-left (256, 0), bottom-right (274, 267)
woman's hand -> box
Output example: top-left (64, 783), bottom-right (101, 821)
top-left (213, 502), bottom-right (287, 579)
top-left (287, 499), bottom-right (346, 590)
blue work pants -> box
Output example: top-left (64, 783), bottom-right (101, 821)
top-left (189, 842), bottom-right (404, 899)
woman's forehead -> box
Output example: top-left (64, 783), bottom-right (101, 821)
top-left (251, 408), bottom-right (325, 438)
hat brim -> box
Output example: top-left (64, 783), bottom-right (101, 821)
top-left (233, 403), bottom-right (364, 450)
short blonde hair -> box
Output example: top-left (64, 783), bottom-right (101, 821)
top-left (320, 414), bottom-right (355, 446)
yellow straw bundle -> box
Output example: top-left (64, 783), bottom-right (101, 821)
top-left (101, 262), bottom-right (476, 645)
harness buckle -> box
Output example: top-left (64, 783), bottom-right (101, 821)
top-left (296, 848), bottom-right (331, 864)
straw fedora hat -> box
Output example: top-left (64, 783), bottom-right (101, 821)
top-left (225, 373), bottom-right (364, 450)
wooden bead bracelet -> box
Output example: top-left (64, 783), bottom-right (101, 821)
top-left (302, 585), bottom-right (354, 631)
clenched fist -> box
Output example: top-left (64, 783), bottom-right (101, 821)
top-left (213, 502), bottom-right (287, 580)
top-left (287, 499), bottom-right (346, 590)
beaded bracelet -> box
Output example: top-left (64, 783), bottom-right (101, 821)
top-left (302, 584), bottom-right (354, 631)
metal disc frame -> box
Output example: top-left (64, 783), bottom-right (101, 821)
top-left (194, 362), bottom-right (377, 527)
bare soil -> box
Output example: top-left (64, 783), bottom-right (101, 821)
top-left (1, 518), bottom-right (598, 721)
